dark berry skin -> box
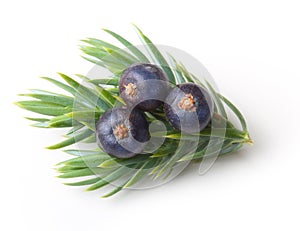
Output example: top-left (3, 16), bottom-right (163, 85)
top-left (119, 63), bottom-right (169, 111)
top-left (96, 107), bottom-right (150, 158)
top-left (164, 83), bottom-right (214, 133)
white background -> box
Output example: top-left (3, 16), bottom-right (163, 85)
top-left (1, 0), bottom-right (299, 230)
